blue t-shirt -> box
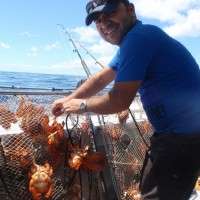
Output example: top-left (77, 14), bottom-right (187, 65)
top-left (109, 20), bottom-right (200, 134)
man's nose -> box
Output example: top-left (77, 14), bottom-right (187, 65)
top-left (97, 14), bottom-right (109, 29)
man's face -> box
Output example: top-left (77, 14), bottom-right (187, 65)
top-left (95, 3), bottom-right (134, 45)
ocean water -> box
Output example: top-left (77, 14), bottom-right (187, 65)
top-left (0, 71), bottom-right (85, 90)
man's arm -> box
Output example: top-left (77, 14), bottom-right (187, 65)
top-left (70, 67), bottom-right (115, 99)
top-left (56, 80), bottom-right (141, 115)
top-left (52, 67), bottom-right (116, 116)
top-left (86, 80), bottom-right (142, 114)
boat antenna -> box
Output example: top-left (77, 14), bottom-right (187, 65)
top-left (57, 24), bottom-right (91, 78)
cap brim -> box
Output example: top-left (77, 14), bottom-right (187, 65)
top-left (86, 12), bottom-right (101, 26)
top-left (85, 3), bottom-right (118, 26)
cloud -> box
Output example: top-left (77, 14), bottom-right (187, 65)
top-left (27, 42), bottom-right (61, 57)
top-left (0, 42), bottom-right (10, 49)
top-left (27, 46), bottom-right (39, 57)
top-left (70, 27), bottom-right (99, 44)
top-left (88, 39), bottom-right (117, 57)
top-left (0, 63), bottom-right (32, 68)
top-left (44, 42), bottom-right (61, 51)
top-left (49, 59), bottom-right (88, 76)
top-left (0, 64), bottom-right (32, 73)
top-left (164, 8), bottom-right (200, 37)
top-left (132, 0), bottom-right (200, 37)
top-left (19, 31), bottom-right (39, 38)
top-left (68, 26), bottom-right (117, 66)
top-left (49, 52), bottom-right (109, 76)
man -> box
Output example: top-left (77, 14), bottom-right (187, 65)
top-left (52, 0), bottom-right (200, 199)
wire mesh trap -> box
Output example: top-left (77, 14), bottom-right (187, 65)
top-left (0, 93), bottom-right (154, 200)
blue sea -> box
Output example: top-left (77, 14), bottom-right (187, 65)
top-left (0, 71), bottom-right (85, 90)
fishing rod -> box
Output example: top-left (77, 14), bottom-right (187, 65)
top-left (57, 24), bottom-right (105, 125)
top-left (76, 41), bottom-right (105, 69)
top-left (57, 24), bottom-right (91, 78)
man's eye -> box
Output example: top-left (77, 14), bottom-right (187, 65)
top-left (108, 10), bottom-right (117, 17)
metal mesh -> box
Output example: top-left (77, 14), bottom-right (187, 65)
top-left (0, 94), bottom-right (106, 200)
top-left (0, 93), bottom-right (154, 200)
top-left (102, 101), bottom-right (153, 200)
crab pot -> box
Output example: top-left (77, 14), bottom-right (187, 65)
top-left (0, 93), bottom-right (153, 200)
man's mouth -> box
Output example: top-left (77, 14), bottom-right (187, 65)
top-left (102, 22), bottom-right (119, 38)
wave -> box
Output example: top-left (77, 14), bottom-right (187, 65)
top-left (0, 71), bottom-right (85, 90)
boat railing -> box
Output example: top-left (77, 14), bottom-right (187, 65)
top-left (0, 86), bottom-right (73, 95)
top-left (0, 90), bottom-right (72, 95)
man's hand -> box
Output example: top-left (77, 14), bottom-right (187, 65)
top-left (52, 97), bottom-right (69, 117)
top-left (52, 98), bottom-right (86, 117)
top-left (52, 102), bottom-right (64, 117)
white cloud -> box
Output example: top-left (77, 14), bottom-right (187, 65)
top-left (27, 46), bottom-right (39, 57)
top-left (44, 42), bottom-right (61, 51)
top-left (85, 39), bottom-right (118, 68)
top-left (68, 26), bottom-right (117, 67)
top-left (70, 27), bottom-right (99, 44)
top-left (132, 0), bottom-right (200, 37)
top-left (19, 31), bottom-right (39, 38)
top-left (0, 42), bottom-right (10, 49)
top-left (27, 42), bottom-right (61, 57)
top-left (49, 52), bottom-right (111, 76)
top-left (88, 39), bottom-right (117, 57)
top-left (164, 8), bottom-right (200, 37)
top-left (49, 59), bottom-right (88, 76)
top-left (0, 64), bottom-right (32, 72)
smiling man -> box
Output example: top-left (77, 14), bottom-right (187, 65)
top-left (52, 0), bottom-right (200, 199)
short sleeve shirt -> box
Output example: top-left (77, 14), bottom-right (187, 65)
top-left (109, 20), bottom-right (200, 134)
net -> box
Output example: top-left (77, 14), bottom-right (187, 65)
top-left (0, 93), bottom-right (154, 200)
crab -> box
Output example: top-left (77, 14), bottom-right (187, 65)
top-left (0, 104), bottom-right (17, 129)
top-left (68, 145), bottom-right (89, 170)
top-left (47, 120), bottom-right (64, 146)
top-left (29, 162), bottom-right (53, 200)
top-left (68, 145), bottom-right (106, 172)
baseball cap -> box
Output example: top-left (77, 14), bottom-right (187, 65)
top-left (85, 0), bottom-right (130, 26)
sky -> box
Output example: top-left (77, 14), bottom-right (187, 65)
top-left (0, 0), bottom-right (200, 76)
